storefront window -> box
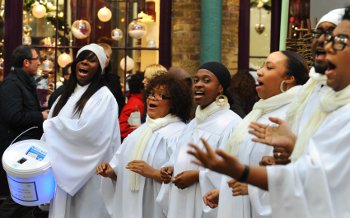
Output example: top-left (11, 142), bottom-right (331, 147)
top-left (20, 0), bottom-right (161, 107)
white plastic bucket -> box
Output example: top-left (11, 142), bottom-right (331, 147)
top-left (2, 139), bottom-right (56, 206)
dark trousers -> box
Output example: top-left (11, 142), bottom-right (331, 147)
top-left (0, 197), bottom-right (48, 218)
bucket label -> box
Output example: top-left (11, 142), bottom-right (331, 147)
top-left (8, 177), bottom-right (38, 202)
top-left (26, 146), bottom-right (47, 161)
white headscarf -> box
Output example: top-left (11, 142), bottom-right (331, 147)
top-left (316, 8), bottom-right (345, 28)
top-left (77, 43), bottom-right (107, 72)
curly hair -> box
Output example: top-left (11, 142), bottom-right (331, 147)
top-left (144, 74), bottom-right (193, 122)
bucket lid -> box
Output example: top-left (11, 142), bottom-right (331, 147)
top-left (2, 139), bottom-right (51, 178)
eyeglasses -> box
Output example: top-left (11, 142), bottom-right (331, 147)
top-left (325, 34), bottom-right (350, 51)
top-left (146, 93), bottom-right (171, 101)
top-left (27, 56), bottom-right (40, 61)
top-left (311, 28), bottom-right (334, 39)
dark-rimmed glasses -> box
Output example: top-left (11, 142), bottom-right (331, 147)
top-left (27, 56), bottom-right (40, 61)
top-left (146, 93), bottom-right (171, 101)
top-left (311, 28), bottom-right (334, 39)
top-left (325, 34), bottom-right (350, 51)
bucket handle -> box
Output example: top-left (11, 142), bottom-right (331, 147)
top-left (10, 126), bottom-right (39, 146)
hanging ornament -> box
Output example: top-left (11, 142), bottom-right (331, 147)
top-left (111, 28), bottom-right (123, 41)
top-left (57, 53), bottom-right (72, 68)
top-left (71, 20), bottom-right (91, 39)
top-left (120, 56), bottom-right (135, 71)
top-left (97, 7), bottom-right (112, 22)
top-left (128, 19), bottom-right (146, 39)
top-left (32, 4), bottom-right (47, 19)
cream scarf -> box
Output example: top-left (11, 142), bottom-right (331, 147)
top-left (291, 84), bottom-right (350, 161)
top-left (225, 85), bottom-right (301, 154)
top-left (195, 101), bottom-right (230, 124)
top-left (129, 114), bottom-right (180, 191)
top-left (285, 67), bottom-right (327, 131)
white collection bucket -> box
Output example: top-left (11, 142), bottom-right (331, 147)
top-left (2, 139), bottom-right (56, 206)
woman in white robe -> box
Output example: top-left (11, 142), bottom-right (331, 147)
top-left (214, 51), bottom-right (308, 218)
top-left (187, 16), bottom-right (350, 217)
top-left (96, 74), bottom-right (193, 218)
top-left (162, 62), bottom-right (242, 218)
top-left (43, 44), bottom-right (121, 218)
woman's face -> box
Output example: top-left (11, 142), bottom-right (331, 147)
top-left (76, 55), bottom-right (100, 86)
top-left (325, 20), bottom-right (350, 91)
top-left (256, 51), bottom-right (288, 99)
top-left (147, 85), bottom-right (172, 119)
top-left (193, 69), bottom-right (223, 108)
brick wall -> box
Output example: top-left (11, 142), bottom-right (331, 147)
top-left (171, 0), bottom-right (239, 76)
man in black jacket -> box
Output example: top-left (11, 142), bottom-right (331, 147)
top-left (0, 45), bottom-right (49, 217)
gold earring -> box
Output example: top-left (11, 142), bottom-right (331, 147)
top-left (215, 94), bottom-right (228, 106)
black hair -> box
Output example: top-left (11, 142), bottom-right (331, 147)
top-left (52, 50), bottom-right (104, 117)
top-left (343, 6), bottom-right (350, 20)
top-left (281, 50), bottom-right (309, 85)
top-left (144, 74), bottom-right (193, 122)
top-left (62, 63), bottom-right (72, 76)
top-left (128, 73), bottom-right (144, 94)
top-left (11, 45), bottom-right (36, 68)
top-left (228, 69), bottom-right (259, 115)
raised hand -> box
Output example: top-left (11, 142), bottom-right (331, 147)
top-left (249, 117), bottom-right (296, 163)
top-left (96, 162), bottom-right (117, 180)
top-left (187, 138), bottom-right (244, 179)
top-left (203, 189), bottom-right (220, 208)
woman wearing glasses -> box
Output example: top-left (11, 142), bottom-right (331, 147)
top-left (96, 74), bottom-right (193, 218)
top-left (162, 62), bottom-right (242, 218)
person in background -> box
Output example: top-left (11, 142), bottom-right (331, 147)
top-left (228, 69), bottom-right (259, 115)
top-left (168, 66), bottom-right (195, 119)
top-left (0, 45), bottom-right (49, 218)
top-left (96, 74), bottom-right (193, 218)
top-left (162, 62), bottom-right (242, 218)
top-left (48, 63), bottom-right (71, 109)
top-left (98, 42), bottom-right (125, 115)
top-left (142, 64), bottom-right (167, 88)
top-left (168, 66), bottom-right (193, 88)
top-left (119, 73), bottom-right (145, 141)
top-left (43, 43), bottom-right (120, 218)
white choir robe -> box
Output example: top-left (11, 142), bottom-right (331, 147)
top-left (43, 85), bottom-right (121, 218)
top-left (217, 104), bottom-right (289, 218)
top-left (165, 109), bottom-right (242, 218)
top-left (292, 82), bottom-right (330, 135)
top-left (267, 102), bottom-right (350, 218)
top-left (109, 120), bottom-right (186, 218)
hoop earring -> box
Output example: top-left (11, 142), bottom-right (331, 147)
top-left (280, 80), bottom-right (288, 93)
top-left (215, 94), bottom-right (228, 106)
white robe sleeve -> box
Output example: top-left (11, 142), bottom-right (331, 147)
top-left (43, 89), bottom-right (120, 196)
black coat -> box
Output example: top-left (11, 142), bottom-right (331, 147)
top-left (0, 68), bottom-right (44, 196)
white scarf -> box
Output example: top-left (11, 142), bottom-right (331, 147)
top-left (129, 114), bottom-right (180, 191)
top-left (225, 86), bottom-right (301, 154)
top-left (286, 67), bottom-right (327, 131)
top-left (195, 101), bottom-right (230, 124)
top-left (290, 84), bottom-right (350, 161)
